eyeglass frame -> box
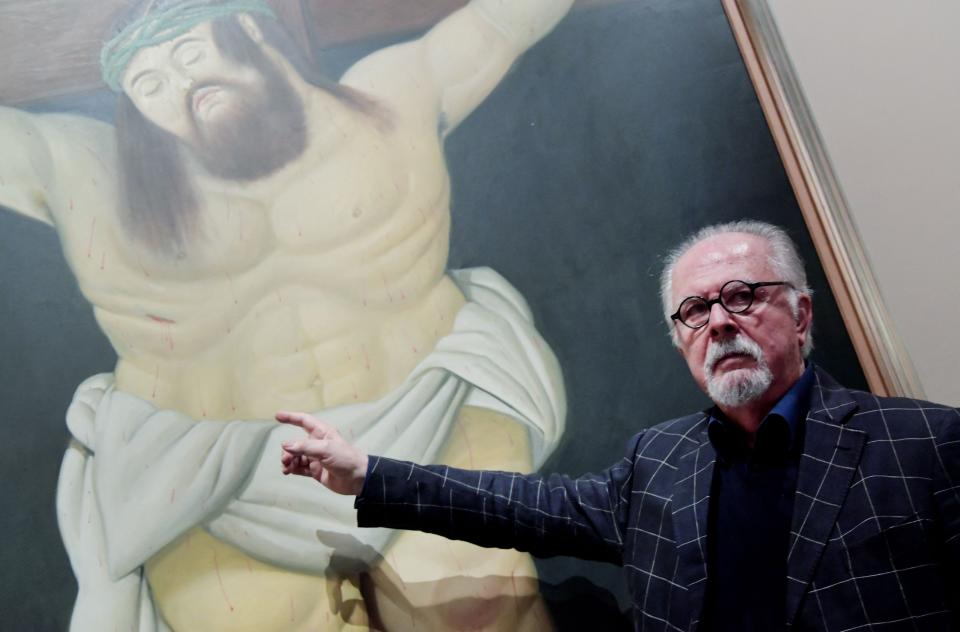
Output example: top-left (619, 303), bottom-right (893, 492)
top-left (670, 280), bottom-right (795, 330)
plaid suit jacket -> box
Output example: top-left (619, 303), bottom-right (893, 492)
top-left (356, 367), bottom-right (960, 630)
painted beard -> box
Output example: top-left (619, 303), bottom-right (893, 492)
top-left (703, 334), bottom-right (773, 407)
top-left (184, 64), bottom-right (307, 182)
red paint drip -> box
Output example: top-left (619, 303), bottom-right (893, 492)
top-left (86, 217), bottom-right (96, 258)
top-left (212, 550), bottom-right (235, 612)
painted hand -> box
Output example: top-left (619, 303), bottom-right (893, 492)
top-left (276, 411), bottom-right (369, 496)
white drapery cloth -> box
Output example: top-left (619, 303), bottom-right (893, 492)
top-left (56, 267), bottom-right (566, 631)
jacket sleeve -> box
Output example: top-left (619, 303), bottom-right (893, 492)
top-left (355, 432), bottom-right (644, 565)
top-left (931, 406), bottom-right (960, 618)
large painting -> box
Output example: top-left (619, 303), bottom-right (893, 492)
top-left (0, 0), bottom-right (867, 630)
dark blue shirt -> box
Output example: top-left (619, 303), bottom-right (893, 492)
top-left (702, 364), bottom-right (815, 632)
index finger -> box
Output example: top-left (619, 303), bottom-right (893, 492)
top-left (275, 411), bottom-right (326, 434)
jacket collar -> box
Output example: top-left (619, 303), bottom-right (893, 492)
top-left (784, 366), bottom-right (864, 625)
top-left (670, 365), bottom-right (863, 629)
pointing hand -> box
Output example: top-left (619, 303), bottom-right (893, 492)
top-left (276, 411), bottom-right (369, 496)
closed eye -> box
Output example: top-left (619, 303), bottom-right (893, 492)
top-left (136, 76), bottom-right (164, 98)
top-left (180, 46), bottom-right (204, 66)
top-left (172, 38), bottom-right (206, 67)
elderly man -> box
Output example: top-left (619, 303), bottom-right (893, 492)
top-left (281, 220), bottom-right (960, 631)
top-left (1, 0), bottom-right (573, 630)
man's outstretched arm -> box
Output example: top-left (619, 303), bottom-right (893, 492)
top-left (278, 410), bottom-right (632, 565)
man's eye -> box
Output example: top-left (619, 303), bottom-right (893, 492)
top-left (181, 47), bottom-right (204, 66)
top-left (727, 289), bottom-right (752, 305)
top-left (139, 79), bottom-right (163, 97)
top-left (683, 301), bottom-right (707, 318)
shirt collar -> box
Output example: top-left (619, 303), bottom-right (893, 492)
top-left (707, 363), bottom-right (815, 463)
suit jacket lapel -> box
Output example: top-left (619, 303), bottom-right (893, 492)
top-left (671, 416), bottom-right (715, 629)
top-left (784, 368), bottom-right (865, 626)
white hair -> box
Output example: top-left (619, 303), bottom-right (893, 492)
top-left (659, 220), bottom-right (814, 356)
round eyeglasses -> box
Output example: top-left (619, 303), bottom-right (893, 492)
top-left (670, 280), bottom-right (793, 329)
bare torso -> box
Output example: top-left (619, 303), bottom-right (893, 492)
top-left (72, 99), bottom-right (460, 420)
top-left (43, 82), bottom-right (537, 632)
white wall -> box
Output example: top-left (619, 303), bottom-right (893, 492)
top-left (767, 0), bottom-right (960, 405)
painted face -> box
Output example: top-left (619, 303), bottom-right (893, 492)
top-left (670, 232), bottom-right (811, 409)
top-left (121, 17), bottom-right (307, 182)
top-left (122, 21), bottom-right (264, 145)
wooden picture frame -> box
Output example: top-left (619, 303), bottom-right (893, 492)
top-left (720, 0), bottom-right (924, 398)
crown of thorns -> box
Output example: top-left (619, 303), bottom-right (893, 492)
top-left (100, 0), bottom-right (276, 92)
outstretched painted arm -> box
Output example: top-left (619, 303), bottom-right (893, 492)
top-left (425, 0), bottom-right (576, 133)
top-left (466, 0), bottom-right (578, 56)
top-left (0, 106), bottom-right (56, 224)
top-left (0, 106), bottom-right (111, 226)
top-left (343, 0), bottom-right (575, 136)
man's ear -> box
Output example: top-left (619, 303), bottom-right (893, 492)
top-left (795, 292), bottom-right (813, 348)
top-left (237, 13), bottom-right (265, 43)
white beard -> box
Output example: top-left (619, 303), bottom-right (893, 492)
top-left (704, 335), bottom-right (773, 407)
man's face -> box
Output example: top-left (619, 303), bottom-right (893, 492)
top-left (123, 20), bottom-right (262, 145)
top-left (121, 17), bottom-right (306, 181)
top-left (670, 232), bottom-right (812, 409)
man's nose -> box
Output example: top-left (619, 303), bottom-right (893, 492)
top-left (174, 73), bottom-right (195, 92)
top-left (708, 302), bottom-right (739, 339)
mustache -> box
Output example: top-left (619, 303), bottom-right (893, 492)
top-left (185, 80), bottom-right (248, 117)
top-left (704, 335), bottom-right (764, 375)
